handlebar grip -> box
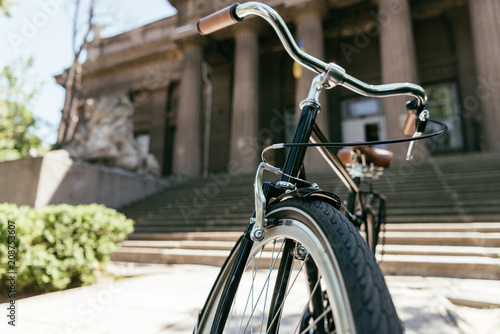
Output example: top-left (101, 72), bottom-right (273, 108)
top-left (402, 112), bottom-right (416, 137)
top-left (197, 4), bottom-right (242, 35)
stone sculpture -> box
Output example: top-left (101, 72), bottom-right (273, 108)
top-left (63, 95), bottom-right (160, 176)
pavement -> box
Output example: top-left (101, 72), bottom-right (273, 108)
top-left (1, 262), bottom-right (500, 334)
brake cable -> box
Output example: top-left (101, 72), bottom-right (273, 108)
top-left (262, 119), bottom-right (447, 156)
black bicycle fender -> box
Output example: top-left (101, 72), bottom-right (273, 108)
top-left (271, 188), bottom-right (342, 210)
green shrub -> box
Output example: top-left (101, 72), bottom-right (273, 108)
top-left (0, 203), bottom-right (134, 294)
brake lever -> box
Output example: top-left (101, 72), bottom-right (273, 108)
top-left (406, 109), bottom-right (429, 160)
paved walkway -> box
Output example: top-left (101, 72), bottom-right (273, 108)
top-left (1, 263), bottom-right (499, 334)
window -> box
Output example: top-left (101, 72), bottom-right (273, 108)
top-left (425, 82), bottom-right (463, 152)
top-left (342, 98), bottom-right (382, 120)
top-left (340, 98), bottom-right (386, 147)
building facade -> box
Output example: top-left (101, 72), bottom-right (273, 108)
top-left (80, 0), bottom-right (500, 177)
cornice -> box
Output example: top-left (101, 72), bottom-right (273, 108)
top-left (83, 40), bottom-right (181, 76)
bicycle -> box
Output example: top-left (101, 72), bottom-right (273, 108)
top-left (337, 145), bottom-right (392, 255)
top-left (193, 2), bottom-right (446, 333)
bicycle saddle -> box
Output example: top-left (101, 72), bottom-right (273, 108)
top-left (338, 146), bottom-right (394, 168)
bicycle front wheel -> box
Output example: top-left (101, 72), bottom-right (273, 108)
top-left (207, 198), bottom-right (402, 334)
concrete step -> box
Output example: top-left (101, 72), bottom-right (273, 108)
top-left (124, 195), bottom-right (500, 219)
top-left (386, 215), bottom-right (500, 223)
top-left (120, 239), bottom-right (237, 251)
top-left (110, 247), bottom-right (500, 280)
top-left (387, 207), bottom-right (500, 216)
top-left (379, 231), bottom-right (500, 247)
top-left (131, 225), bottom-right (246, 233)
top-left (383, 222), bottom-right (500, 233)
top-left (115, 152), bottom-right (500, 280)
top-left (112, 222), bottom-right (500, 280)
top-left (129, 224), bottom-right (500, 242)
top-left (129, 214), bottom-right (500, 227)
top-left (131, 203), bottom-right (500, 217)
top-left (129, 218), bottom-right (500, 234)
top-left (129, 231), bottom-right (242, 242)
top-left (378, 244), bottom-right (500, 258)
top-left (379, 254), bottom-right (500, 280)
top-left (118, 240), bottom-right (500, 260)
top-left (386, 199), bottom-right (500, 208)
top-left (130, 218), bottom-right (500, 233)
top-left (118, 152), bottom-right (500, 234)
top-left (126, 199), bottom-right (500, 217)
top-left (110, 247), bottom-right (232, 267)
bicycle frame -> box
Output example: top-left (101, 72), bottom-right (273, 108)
top-left (194, 3), bottom-right (430, 333)
top-left (195, 78), bottom-right (374, 334)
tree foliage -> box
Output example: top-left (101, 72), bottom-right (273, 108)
top-left (0, 0), bottom-right (13, 17)
top-left (0, 57), bottom-right (44, 161)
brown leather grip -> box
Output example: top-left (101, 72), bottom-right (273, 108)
top-left (403, 112), bottom-right (416, 137)
top-left (197, 4), bottom-right (242, 35)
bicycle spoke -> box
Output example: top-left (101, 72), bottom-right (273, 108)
top-left (265, 253), bottom-right (310, 334)
top-left (258, 240), bottom-right (281, 333)
top-left (237, 250), bottom-right (263, 333)
top-left (219, 235), bottom-right (340, 334)
top-left (228, 239), bottom-right (330, 334)
top-left (299, 305), bottom-right (333, 334)
top-left (293, 274), bottom-right (322, 334)
top-left (252, 253), bottom-right (256, 334)
top-left (232, 239), bottom-right (284, 334)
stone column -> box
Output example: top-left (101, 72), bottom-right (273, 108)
top-left (149, 88), bottom-right (168, 171)
top-left (173, 41), bottom-right (203, 176)
top-left (294, 4), bottom-right (328, 170)
top-left (447, 7), bottom-right (479, 152)
top-left (468, 0), bottom-right (500, 151)
top-left (379, 0), bottom-right (419, 156)
top-left (230, 24), bottom-right (260, 173)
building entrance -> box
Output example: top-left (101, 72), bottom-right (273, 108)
top-left (341, 98), bottom-right (386, 147)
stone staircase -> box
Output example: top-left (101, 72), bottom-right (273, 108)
top-left (113, 152), bottom-right (500, 279)
top-left (377, 223), bottom-right (500, 279)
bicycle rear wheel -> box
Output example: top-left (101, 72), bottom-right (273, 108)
top-left (360, 210), bottom-right (378, 254)
top-left (202, 198), bottom-right (402, 333)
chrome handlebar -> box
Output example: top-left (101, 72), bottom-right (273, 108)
top-left (200, 2), bottom-right (428, 159)
top-left (235, 2), bottom-right (427, 107)
top-left (235, 3), bottom-right (327, 78)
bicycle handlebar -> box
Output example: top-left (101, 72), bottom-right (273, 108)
top-left (197, 2), bottom-right (430, 159)
top-left (197, 4), bottom-right (242, 36)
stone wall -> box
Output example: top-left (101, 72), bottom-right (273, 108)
top-left (0, 150), bottom-right (174, 209)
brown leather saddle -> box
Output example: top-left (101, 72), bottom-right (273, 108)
top-left (338, 146), bottom-right (394, 168)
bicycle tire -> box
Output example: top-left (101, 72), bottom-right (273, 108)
top-left (206, 198), bottom-right (402, 334)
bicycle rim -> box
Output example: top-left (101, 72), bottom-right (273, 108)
top-left (216, 206), bottom-right (356, 333)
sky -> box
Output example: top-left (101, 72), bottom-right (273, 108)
top-left (0, 0), bottom-right (176, 146)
